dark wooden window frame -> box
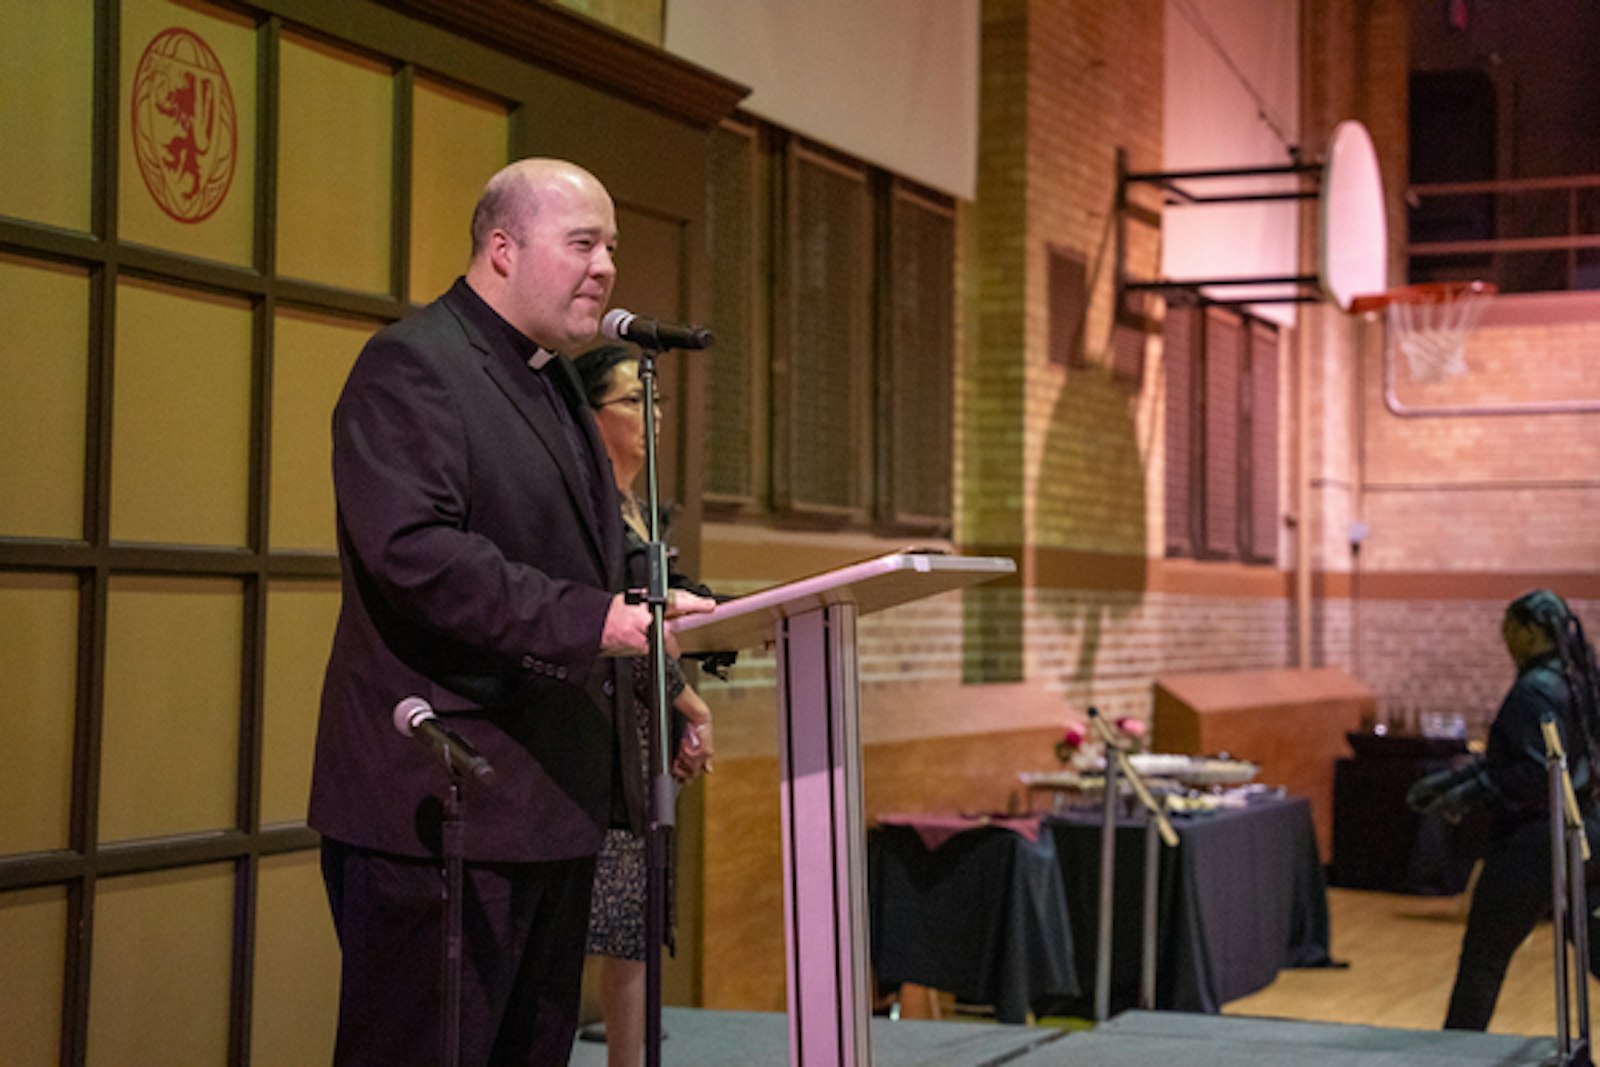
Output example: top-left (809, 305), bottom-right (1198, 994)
top-left (771, 138), bottom-right (875, 521)
top-left (1164, 300), bottom-right (1280, 564)
top-left (705, 119), bottom-right (957, 537)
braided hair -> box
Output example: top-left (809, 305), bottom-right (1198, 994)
top-left (1507, 589), bottom-right (1600, 802)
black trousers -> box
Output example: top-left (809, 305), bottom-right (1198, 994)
top-left (321, 837), bottom-right (597, 1066)
top-left (1444, 817), bottom-right (1600, 1030)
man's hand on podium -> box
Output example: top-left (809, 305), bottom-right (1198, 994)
top-left (601, 590), bottom-right (716, 658)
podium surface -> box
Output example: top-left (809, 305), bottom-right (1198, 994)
top-left (672, 551), bottom-right (1016, 655)
top-left (672, 552), bottom-right (1015, 1067)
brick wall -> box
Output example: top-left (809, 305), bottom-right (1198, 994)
top-left (959, 0), bottom-right (1031, 551)
top-left (1359, 305), bottom-right (1600, 572)
top-left (1027, 0), bottom-right (1163, 556)
top-left (1357, 595), bottom-right (1600, 737)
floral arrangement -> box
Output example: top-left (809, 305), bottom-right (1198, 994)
top-left (1055, 712), bottom-right (1149, 767)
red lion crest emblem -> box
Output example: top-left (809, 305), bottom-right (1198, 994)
top-left (130, 28), bottom-right (237, 224)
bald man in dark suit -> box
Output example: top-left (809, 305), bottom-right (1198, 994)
top-left (309, 158), bottom-right (710, 1066)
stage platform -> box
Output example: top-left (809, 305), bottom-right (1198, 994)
top-left (571, 1008), bottom-right (1058, 1066)
top-left (570, 1007), bottom-right (1562, 1066)
top-left (1010, 1011), bottom-right (1559, 1066)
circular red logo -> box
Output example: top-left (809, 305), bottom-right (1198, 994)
top-left (130, 28), bottom-right (238, 224)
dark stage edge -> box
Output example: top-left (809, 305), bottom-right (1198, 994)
top-left (1009, 1011), bottom-right (1558, 1067)
top-left (567, 1007), bottom-right (1062, 1066)
top-left (570, 1007), bottom-right (1563, 1066)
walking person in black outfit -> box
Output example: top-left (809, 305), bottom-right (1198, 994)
top-left (1407, 589), bottom-right (1600, 1030)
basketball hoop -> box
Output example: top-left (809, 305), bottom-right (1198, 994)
top-left (1349, 281), bottom-right (1496, 383)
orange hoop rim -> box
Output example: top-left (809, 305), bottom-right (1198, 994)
top-left (1348, 280), bottom-right (1497, 315)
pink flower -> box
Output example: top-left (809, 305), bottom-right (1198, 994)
top-left (1114, 716), bottom-right (1147, 740)
top-left (1054, 717), bottom-right (1090, 764)
top-left (1060, 718), bottom-right (1089, 750)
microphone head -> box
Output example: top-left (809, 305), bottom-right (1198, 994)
top-left (392, 696), bottom-right (433, 738)
top-left (600, 308), bottom-right (635, 342)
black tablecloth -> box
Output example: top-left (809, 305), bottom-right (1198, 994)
top-left (868, 820), bottom-right (1080, 1024)
top-left (1332, 753), bottom-right (1488, 894)
top-left (868, 796), bottom-right (1331, 1021)
top-left (1047, 795), bottom-right (1332, 1015)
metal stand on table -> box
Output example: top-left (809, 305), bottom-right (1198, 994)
top-left (1089, 707), bottom-right (1178, 1021)
top-left (1542, 715), bottom-right (1593, 1067)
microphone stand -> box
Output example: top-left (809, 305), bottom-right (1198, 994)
top-left (396, 697), bottom-right (494, 1067)
top-left (636, 345), bottom-right (674, 1067)
top-left (1541, 716), bottom-right (1593, 1067)
top-left (442, 776), bottom-right (468, 1067)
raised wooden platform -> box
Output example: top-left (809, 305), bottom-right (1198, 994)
top-left (1153, 667), bottom-right (1375, 860)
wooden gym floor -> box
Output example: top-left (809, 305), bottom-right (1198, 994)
top-left (1226, 885), bottom-right (1598, 1036)
top-left (895, 884), bottom-right (1594, 1039)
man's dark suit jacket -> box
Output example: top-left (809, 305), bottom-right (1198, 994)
top-left (309, 278), bottom-right (633, 862)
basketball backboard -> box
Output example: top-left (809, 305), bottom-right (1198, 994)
top-left (1320, 120), bottom-right (1389, 310)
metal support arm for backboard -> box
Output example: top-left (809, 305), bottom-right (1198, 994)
top-left (1115, 147), bottom-right (1325, 309)
top-left (1115, 123), bottom-right (1390, 315)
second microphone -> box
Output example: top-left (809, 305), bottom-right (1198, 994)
top-left (601, 308), bottom-right (714, 351)
top-left (392, 696), bottom-right (498, 786)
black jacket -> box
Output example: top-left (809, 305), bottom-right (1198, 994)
top-left (309, 278), bottom-right (630, 861)
top-left (1446, 646), bottom-right (1593, 838)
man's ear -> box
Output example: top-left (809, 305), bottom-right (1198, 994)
top-left (486, 229), bottom-right (516, 276)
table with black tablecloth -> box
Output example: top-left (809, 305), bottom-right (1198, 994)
top-left (868, 796), bottom-right (1331, 1022)
top-left (1331, 733), bottom-right (1488, 894)
top-left (1047, 794), bottom-right (1332, 1016)
top-left (867, 814), bottom-right (1080, 1024)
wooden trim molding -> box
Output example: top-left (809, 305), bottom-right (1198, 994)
top-left (1354, 570), bottom-right (1600, 601)
top-left (379, 0), bottom-right (749, 128)
top-left (960, 542), bottom-right (1600, 601)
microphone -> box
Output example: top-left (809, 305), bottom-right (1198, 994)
top-left (392, 696), bottom-right (497, 785)
top-left (601, 308), bottom-right (715, 351)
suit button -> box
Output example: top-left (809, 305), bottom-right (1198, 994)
top-left (556, 667), bottom-right (568, 680)
top-left (522, 654), bottom-right (536, 669)
top-left (603, 679), bottom-right (615, 696)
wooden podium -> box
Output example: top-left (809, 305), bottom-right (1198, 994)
top-left (672, 551), bottom-right (1015, 1067)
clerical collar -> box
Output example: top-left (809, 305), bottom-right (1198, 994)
top-left (450, 278), bottom-right (565, 369)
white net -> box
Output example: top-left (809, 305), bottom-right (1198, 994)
top-left (1384, 285), bottom-right (1492, 383)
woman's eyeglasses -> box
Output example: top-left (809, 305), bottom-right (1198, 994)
top-left (597, 392), bottom-right (666, 411)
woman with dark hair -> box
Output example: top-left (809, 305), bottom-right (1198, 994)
top-left (572, 344), bottom-right (717, 1067)
top-left (1408, 589), bottom-right (1600, 1029)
